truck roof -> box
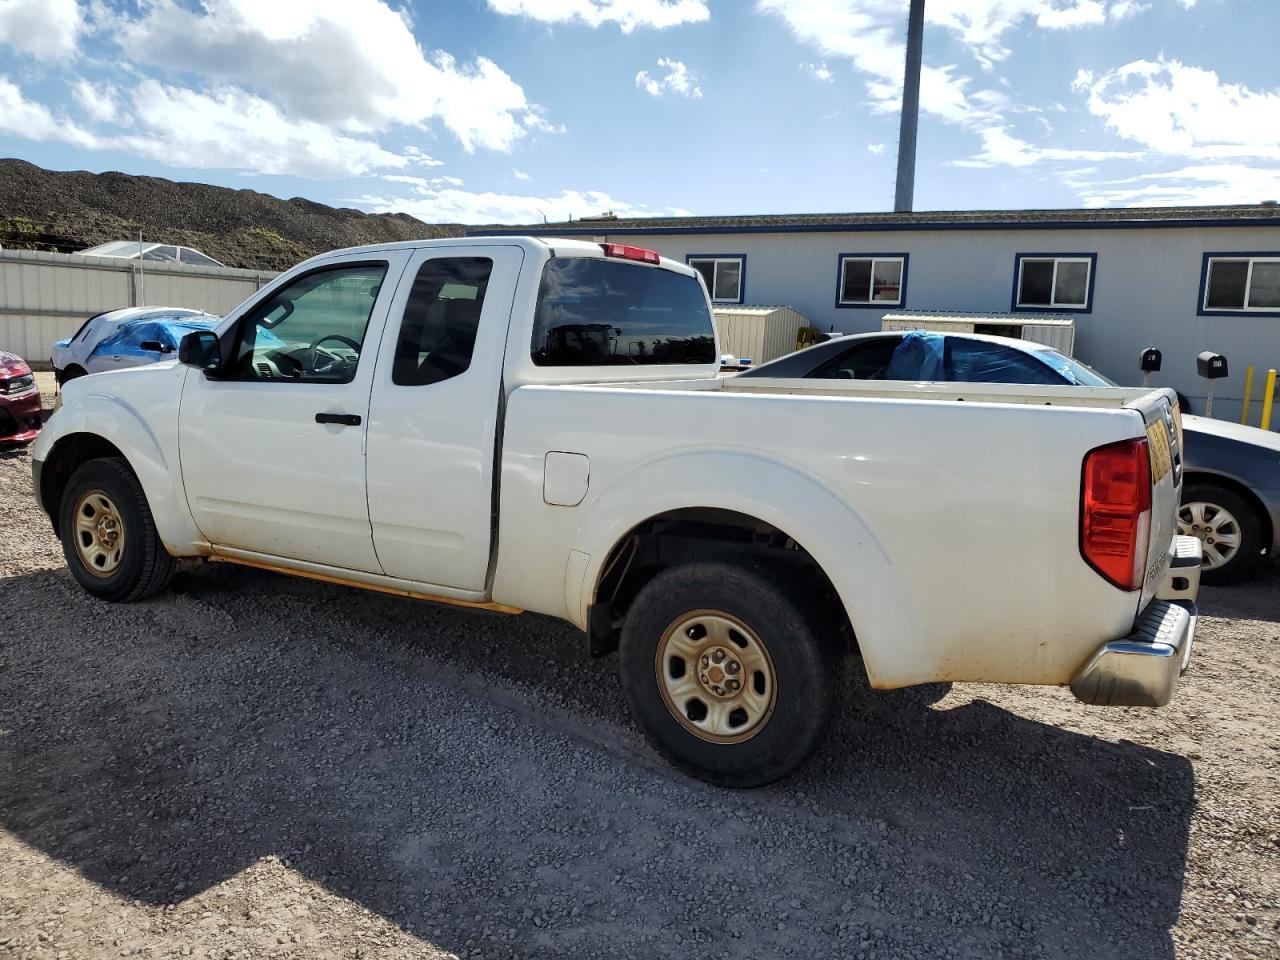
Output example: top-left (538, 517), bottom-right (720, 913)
top-left (293, 235), bottom-right (695, 276)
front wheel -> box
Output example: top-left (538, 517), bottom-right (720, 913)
top-left (619, 561), bottom-right (839, 787)
top-left (1179, 483), bottom-right (1263, 584)
top-left (59, 457), bottom-right (176, 601)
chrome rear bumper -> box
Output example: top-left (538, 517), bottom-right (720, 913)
top-left (1071, 535), bottom-right (1201, 708)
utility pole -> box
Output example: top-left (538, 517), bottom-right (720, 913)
top-left (894, 0), bottom-right (926, 213)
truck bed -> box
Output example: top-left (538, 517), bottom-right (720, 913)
top-left (493, 376), bottom-right (1181, 690)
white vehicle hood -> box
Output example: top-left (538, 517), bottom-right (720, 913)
top-left (1183, 414), bottom-right (1280, 452)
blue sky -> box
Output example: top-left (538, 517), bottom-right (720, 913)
top-left (1, 0), bottom-right (1278, 224)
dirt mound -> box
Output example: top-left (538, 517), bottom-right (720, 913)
top-left (0, 159), bottom-right (465, 271)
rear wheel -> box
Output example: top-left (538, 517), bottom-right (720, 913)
top-left (1179, 483), bottom-right (1262, 584)
top-left (619, 561), bottom-right (839, 787)
top-left (61, 365), bottom-right (87, 383)
top-left (59, 457), bottom-right (175, 601)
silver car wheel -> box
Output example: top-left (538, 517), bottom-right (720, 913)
top-left (1178, 500), bottom-right (1242, 570)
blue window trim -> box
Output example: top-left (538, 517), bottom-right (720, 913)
top-left (685, 253), bottom-right (746, 304)
top-left (834, 252), bottom-right (909, 309)
top-left (1196, 251), bottom-right (1280, 318)
top-left (1010, 252), bottom-right (1097, 314)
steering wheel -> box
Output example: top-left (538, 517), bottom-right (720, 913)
top-left (308, 334), bottom-right (362, 375)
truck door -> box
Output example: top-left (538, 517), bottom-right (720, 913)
top-left (364, 244), bottom-right (525, 590)
top-left (179, 253), bottom-right (411, 572)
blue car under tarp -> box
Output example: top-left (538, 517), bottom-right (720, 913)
top-left (89, 316), bottom-right (222, 361)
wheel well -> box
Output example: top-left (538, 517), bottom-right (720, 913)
top-left (1183, 472), bottom-right (1273, 553)
top-left (587, 507), bottom-right (853, 657)
top-left (39, 433), bottom-right (126, 535)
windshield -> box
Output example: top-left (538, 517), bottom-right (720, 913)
top-left (80, 240), bottom-right (147, 257)
top-left (1035, 350), bottom-right (1116, 387)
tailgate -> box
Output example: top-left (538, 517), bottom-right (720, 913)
top-left (1132, 389), bottom-right (1183, 611)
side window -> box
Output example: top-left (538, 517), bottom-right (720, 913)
top-left (391, 257), bottom-right (493, 386)
top-left (142, 245), bottom-right (180, 263)
top-left (90, 325), bottom-right (128, 358)
top-left (179, 247), bottom-right (219, 266)
top-left (945, 339), bottom-right (1066, 385)
top-left (837, 255), bottom-right (906, 306)
top-left (687, 255), bottom-right (745, 304)
top-left (118, 323), bottom-right (153, 351)
top-left (1013, 255), bottom-right (1094, 311)
top-left (1201, 255), bottom-right (1280, 313)
top-left (810, 337), bottom-right (902, 379)
top-left (228, 263), bottom-right (387, 383)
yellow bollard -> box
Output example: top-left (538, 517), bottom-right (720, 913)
top-left (1240, 366), bottom-right (1255, 425)
top-left (1262, 369), bottom-right (1278, 432)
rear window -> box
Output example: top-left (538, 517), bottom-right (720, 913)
top-left (531, 257), bottom-right (716, 366)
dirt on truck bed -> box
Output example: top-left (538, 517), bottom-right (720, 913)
top-left (1, 373), bottom-right (1277, 960)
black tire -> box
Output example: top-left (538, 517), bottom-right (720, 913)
top-left (59, 457), bottom-right (175, 602)
top-left (1181, 483), bottom-right (1263, 585)
top-left (61, 365), bottom-right (87, 383)
top-left (619, 560), bottom-right (840, 788)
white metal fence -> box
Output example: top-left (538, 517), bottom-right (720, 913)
top-left (0, 249), bottom-right (278, 362)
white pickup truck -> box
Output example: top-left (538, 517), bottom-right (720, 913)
top-left (33, 237), bottom-right (1200, 786)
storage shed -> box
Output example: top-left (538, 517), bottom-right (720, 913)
top-left (713, 305), bottom-right (810, 364)
top-left (880, 311), bottom-right (1076, 355)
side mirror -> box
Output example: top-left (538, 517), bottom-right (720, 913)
top-left (140, 340), bottom-right (174, 354)
top-left (178, 330), bottom-right (221, 372)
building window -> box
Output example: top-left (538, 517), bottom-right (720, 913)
top-left (836, 254), bottom-right (907, 307)
top-left (687, 255), bottom-right (745, 304)
top-left (1013, 254), bottom-right (1095, 311)
top-left (1201, 254), bottom-right (1280, 314)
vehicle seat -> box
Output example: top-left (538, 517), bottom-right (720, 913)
top-left (415, 298), bottom-right (481, 383)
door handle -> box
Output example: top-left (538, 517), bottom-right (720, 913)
top-left (315, 412), bottom-right (362, 426)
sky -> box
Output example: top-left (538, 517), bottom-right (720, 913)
top-left (1, 0), bottom-right (1278, 224)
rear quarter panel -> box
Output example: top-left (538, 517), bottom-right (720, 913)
top-left (494, 384), bottom-right (1153, 689)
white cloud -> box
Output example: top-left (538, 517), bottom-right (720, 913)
top-left (513, 169), bottom-right (531, 180)
top-left (1073, 59), bottom-right (1280, 161)
top-left (350, 186), bottom-right (692, 225)
top-left (0, 0), bottom-right (82, 57)
top-left (805, 61), bottom-right (834, 82)
top-left (384, 174), bottom-right (463, 188)
top-left (757, 0), bottom-right (1156, 123)
top-left (108, 0), bottom-right (553, 152)
top-left (635, 58), bottom-right (703, 98)
top-left (867, 142), bottom-right (885, 154)
top-left (486, 0), bottom-right (709, 32)
top-left (0, 76), bottom-right (97, 147)
top-left (955, 125), bottom-right (1143, 168)
top-left (1077, 164), bottom-right (1280, 207)
top-left (72, 78), bottom-right (124, 125)
top-left (1108, 1), bottom-right (1150, 20)
top-left (115, 81), bottom-right (410, 177)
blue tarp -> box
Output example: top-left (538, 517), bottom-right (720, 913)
top-left (884, 330), bottom-right (946, 381)
top-left (90, 316), bottom-right (220, 360)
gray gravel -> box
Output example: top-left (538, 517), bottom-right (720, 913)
top-left (1, 371), bottom-right (1277, 959)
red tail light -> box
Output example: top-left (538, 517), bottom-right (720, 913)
top-left (600, 243), bottom-right (660, 264)
top-left (1081, 438), bottom-right (1152, 591)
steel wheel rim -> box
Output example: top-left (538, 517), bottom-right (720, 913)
top-left (73, 489), bottom-right (126, 576)
top-left (1178, 500), bottom-right (1241, 570)
top-left (655, 609), bottom-right (777, 744)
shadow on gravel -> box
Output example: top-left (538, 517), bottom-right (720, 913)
top-left (0, 443), bottom-right (34, 461)
top-left (1198, 560), bottom-right (1280, 624)
top-left (0, 563), bottom-right (1194, 959)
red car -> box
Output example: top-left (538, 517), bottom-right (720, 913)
top-left (0, 351), bottom-right (43, 444)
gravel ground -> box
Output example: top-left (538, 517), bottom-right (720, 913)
top-left (1, 372), bottom-right (1277, 960)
